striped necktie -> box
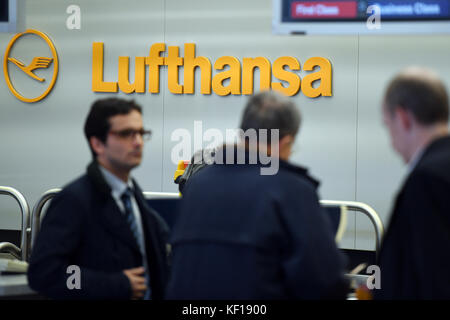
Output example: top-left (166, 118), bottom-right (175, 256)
top-left (120, 188), bottom-right (142, 248)
top-left (120, 187), bottom-right (151, 299)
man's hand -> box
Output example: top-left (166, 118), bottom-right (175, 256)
top-left (123, 267), bottom-right (147, 299)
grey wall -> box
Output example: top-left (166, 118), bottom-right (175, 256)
top-left (1, 0), bottom-right (449, 251)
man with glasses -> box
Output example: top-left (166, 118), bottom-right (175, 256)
top-left (28, 98), bottom-right (169, 300)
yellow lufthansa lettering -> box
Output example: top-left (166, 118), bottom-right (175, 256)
top-left (272, 56), bottom-right (301, 97)
top-left (184, 43), bottom-right (212, 95)
top-left (118, 56), bottom-right (146, 93)
top-left (146, 43), bottom-right (165, 93)
top-left (301, 57), bottom-right (332, 98)
top-left (92, 42), bottom-right (118, 92)
top-left (91, 43), bottom-right (333, 98)
top-left (166, 46), bottom-right (184, 94)
top-left (212, 56), bottom-right (241, 96)
top-left (242, 57), bottom-right (271, 95)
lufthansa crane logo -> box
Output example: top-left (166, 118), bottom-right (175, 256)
top-left (3, 29), bottom-right (59, 103)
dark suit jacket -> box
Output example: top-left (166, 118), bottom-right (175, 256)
top-left (166, 150), bottom-right (348, 299)
top-left (376, 136), bottom-right (450, 299)
top-left (27, 162), bottom-right (169, 300)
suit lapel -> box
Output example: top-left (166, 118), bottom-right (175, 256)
top-left (99, 198), bottom-right (142, 255)
top-left (87, 161), bottom-right (142, 256)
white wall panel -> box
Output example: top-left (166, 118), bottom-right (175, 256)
top-left (0, 0), bottom-right (448, 252)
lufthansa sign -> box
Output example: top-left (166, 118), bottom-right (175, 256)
top-left (92, 43), bottom-right (332, 98)
top-left (3, 29), bottom-right (332, 101)
top-left (3, 29), bottom-right (59, 103)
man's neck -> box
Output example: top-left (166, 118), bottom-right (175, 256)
top-left (407, 123), bottom-right (448, 163)
top-left (97, 159), bottom-right (130, 183)
top-left (239, 142), bottom-right (282, 158)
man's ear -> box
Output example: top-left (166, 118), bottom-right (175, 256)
top-left (279, 135), bottom-right (294, 149)
top-left (278, 135), bottom-right (294, 160)
top-left (90, 136), bottom-right (105, 157)
top-left (396, 107), bottom-right (414, 131)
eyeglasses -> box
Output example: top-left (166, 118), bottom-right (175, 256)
top-left (109, 128), bottom-right (152, 141)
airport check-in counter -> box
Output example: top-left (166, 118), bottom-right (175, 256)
top-left (0, 274), bottom-right (36, 299)
top-left (1, 188), bottom-right (384, 299)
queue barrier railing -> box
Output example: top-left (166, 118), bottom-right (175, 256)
top-left (29, 188), bottom-right (61, 256)
top-left (0, 186), bottom-right (30, 261)
top-left (145, 193), bottom-right (385, 255)
top-left (320, 200), bottom-right (384, 257)
top-left (28, 190), bottom-right (384, 259)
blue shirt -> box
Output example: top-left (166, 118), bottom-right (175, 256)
top-left (99, 166), bottom-right (150, 299)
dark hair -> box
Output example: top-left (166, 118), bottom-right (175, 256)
top-left (384, 68), bottom-right (449, 125)
top-left (239, 91), bottom-right (301, 144)
top-left (84, 98), bottom-right (142, 159)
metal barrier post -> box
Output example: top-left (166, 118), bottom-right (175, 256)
top-left (320, 200), bottom-right (384, 256)
top-left (143, 192), bottom-right (180, 199)
top-left (0, 242), bottom-right (21, 260)
top-left (0, 186), bottom-right (30, 261)
top-left (29, 188), bottom-right (61, 256)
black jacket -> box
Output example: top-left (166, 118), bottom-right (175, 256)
top-left (376, 136), bottom-right (450, 299)
top-left (27, 162), bottom-right (169, 299)
top-left (166, 149), bottom-right (348, 299)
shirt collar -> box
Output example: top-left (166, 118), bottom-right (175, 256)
top-left (99, 165), bottom-right (133, 198)
top-left (407, 145), bottom-right (426, 175)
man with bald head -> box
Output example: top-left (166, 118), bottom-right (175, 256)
top-left (166, 91), bottom-right (349, 299)
top-left (377, 67), bottom-right (450, 299)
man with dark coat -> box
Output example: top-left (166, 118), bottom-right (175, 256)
top-left (28, 98), bottom-right (169, 300)
top-left (376, 67), bottom-right (450, 299)
top-left (166, 91), bottom-right (349, 299)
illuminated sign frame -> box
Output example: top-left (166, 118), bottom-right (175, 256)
top-left (0, 0), bottom-right (17, 33)
top-left (272, 0), bottom-right (450, 34)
